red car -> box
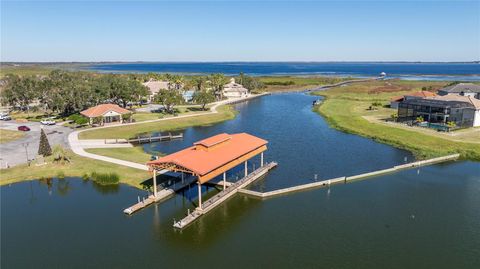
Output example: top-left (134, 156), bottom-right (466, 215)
top-left (17, 125), bottom-right (31, 131)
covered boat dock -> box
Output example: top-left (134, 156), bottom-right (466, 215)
top-left (124, 133), bottom-right (277, 228)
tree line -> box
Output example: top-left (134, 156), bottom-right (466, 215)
top-left (0, 70), bottom-right (265, 116)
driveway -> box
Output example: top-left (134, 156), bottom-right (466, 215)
top-left (0, 121), bottom-right (73, 168)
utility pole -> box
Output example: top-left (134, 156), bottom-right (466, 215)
top-left (22, 142), bottom-right (29, 165)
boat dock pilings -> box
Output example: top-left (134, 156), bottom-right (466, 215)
top-left (173, 162), bottom-right (278, 229)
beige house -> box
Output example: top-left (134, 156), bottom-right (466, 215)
top-left (142, 79), bottom-right (170, 102)
top-left (223, 78), bottom-right (249, 99)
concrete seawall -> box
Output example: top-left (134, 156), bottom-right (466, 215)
top-left (239, 154), bottom-right (460, 199)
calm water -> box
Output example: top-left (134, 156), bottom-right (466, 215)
top-left (144, 93), bottom-right (412, 191)
top-left (2, 94), bottom-right (480, 268)
top-left (84, 62), bottom-right (480, 81)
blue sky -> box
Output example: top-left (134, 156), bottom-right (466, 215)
top-left (1, 1), bottom-right (479, 62)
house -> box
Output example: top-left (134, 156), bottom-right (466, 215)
top-left (142, 79), bottom-right (170, 102)
top-left (390, 91), bottom-right (437, 109)
top-left (80, 104), bottom-right (132, 125)
top-left (437, 83), bottom-right (480, 99)
top-left (182, 90), bottom-right (195, 103)
top-left (397, 94), bottom-right (480, 128)
top-left (223, 78), bottom-right (249, 99)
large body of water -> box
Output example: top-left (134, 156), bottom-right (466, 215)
top-left (84, 62), bottom-right (480, 81)
top-left (2, 94), bottom-right (479, 268)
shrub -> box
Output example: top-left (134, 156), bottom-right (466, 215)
top-left (52, 145), bottom-right (71, 164)
top-left (56, 171), bottom-right (65, 179)
top-left (91, 172), bottom-right (120, 185)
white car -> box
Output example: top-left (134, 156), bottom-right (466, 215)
top-left (40, 119), bottom-right (56, 125)
top-left (0, 114), bottom-right (12, 121)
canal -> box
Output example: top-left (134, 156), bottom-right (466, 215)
top-left (2, 93), bottom-right (479, 268)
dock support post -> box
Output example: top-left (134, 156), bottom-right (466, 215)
top-left (197, 182), bottom-right (202, 210)
top-left (223, 172), bottom-right (226, 190)
top-left (261, 152), bottom-right (264, 167)
top-left (244, 161), bottom-right (248, 177)
top-left (153, 169), bottom-right (157, 197)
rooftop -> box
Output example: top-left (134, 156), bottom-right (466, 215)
top-left (142, 79), bottom-right (170, 94)
top-left (428, 94), bottom-right (480, 109)
top-left (80, 104), bottom-right (131, 118)
top-left (438, 83), bottom-right (480, 94)
top-left (390, 91), bottom-right (437, 102)
top-left (147, 133), bottom-right (268, 182)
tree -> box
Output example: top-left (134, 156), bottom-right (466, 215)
top-left (0, 74), bottom-right (39, 115)
top-left (191, 76), bottom-right (208, 91)
top-left (208, 73), bottom-right (228, 100)
top-left (193, 90), bottom-right (215, 110)
top-left (38, 129), bottom-right (52, 157)
top-left (154, 89), bottom-right (183, 113)
top-left (236, 73), bottom-right (264, 92)
top-left (416, 116), bottom-right (424, 123)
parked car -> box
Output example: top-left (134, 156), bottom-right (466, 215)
top-left (17, 125), bottom-right (31, 131)
top-left (40, 118), bottom-right (56, 125)
top-left (0, 114), bottom-right (12, 121)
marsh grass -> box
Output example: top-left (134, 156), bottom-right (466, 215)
top-left (91, 172), bottom-right (120, 185)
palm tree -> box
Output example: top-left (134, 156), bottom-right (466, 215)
top-left (208, 73), bottom-right (228, 100)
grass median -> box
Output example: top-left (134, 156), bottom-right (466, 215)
top-left (0, 129), bottom-right (25, 143)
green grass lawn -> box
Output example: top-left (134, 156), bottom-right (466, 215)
top-left (0, 151), bottom-right (151, 188)
top-left (0, 129), bottom-right (25, 143)
top-left (80, 105), bottom-right (236, 140)
top-left (313, 80), bottom-right (480, 161)
top-left (85, 147), bottom-right (157, 164)
top-left (258, 76), bottom-right (349, 92)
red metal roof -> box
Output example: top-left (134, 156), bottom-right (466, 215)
top-left (80, 104), bottom-right (131, 118)
top-left (147, 133), bottom-right (268, 176)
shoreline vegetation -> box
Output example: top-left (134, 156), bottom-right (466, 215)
top-left (312, 80), bottom-right (480, 161)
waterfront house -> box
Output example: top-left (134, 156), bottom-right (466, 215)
top-left (397, 95), bottom-right (480, 128)
top-left (390, 91), bottom-right (437, 109)
top-left (142, 79), bottom-right (170, 102)
top-left (437, 83), bottom-right (480, 99)
top-left (80, 103), bottom-right (132, 125)
top-left (223, 78), bottom-right (249, 99)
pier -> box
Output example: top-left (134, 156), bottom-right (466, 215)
top-left (106, 133), bottom-right (183, 145)
top-left (238, 154), bottom-right (460, 199)
top-left (173, 162), bottom-right (277, 229)
top-left (123, 174), bottom-right (197, 215)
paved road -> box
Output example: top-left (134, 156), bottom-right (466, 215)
top-left (0, 121), bottom-right (73, 168)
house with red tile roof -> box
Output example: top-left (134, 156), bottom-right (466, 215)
top-left (80, 103), bottom-right (132, 125)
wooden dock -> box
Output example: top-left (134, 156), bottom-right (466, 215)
top-left (173, 162), bottom-right (278, 229)
top-left (238, 154), bottom-right (460, 199)
top-left (106, 133), bottom-right (183, 145)
top-left (123, 175), bottom-right (197, 215)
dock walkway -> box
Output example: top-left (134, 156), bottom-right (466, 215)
top-left (173, 162), bottom-right (277, 229)
top-left (238, 154), bottom-right (460, 199)
top-left (123, 175), bottom-right (197, 215)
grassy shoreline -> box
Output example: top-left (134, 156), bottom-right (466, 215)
top-left (0, 104), bottom-right (238, 187)
top-left (313, 80), bottom-right (480, 161)
top-left (0, 151), bottom-right (150, 188)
